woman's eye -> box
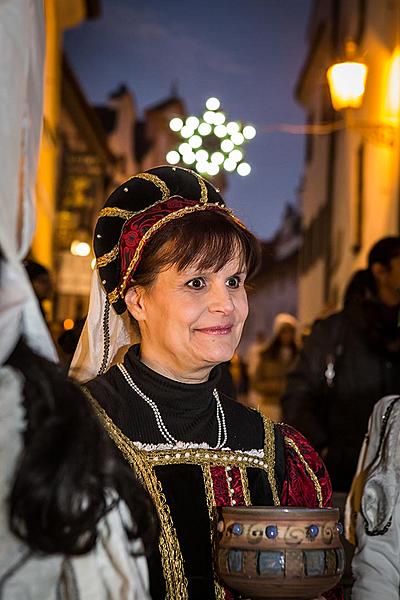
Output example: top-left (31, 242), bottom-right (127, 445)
top-left (226, 276), bottom-right (241, 288)
top-left (187, 277), bottom-right (206, 289)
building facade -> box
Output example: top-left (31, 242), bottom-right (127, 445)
top-left (296, 0), bottom-right (400, 325)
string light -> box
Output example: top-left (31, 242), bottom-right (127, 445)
top-left (168, 97), bottom-right (256, 177)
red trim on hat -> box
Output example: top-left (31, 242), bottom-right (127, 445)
top-left (119, 197), bottom-right (199, 283)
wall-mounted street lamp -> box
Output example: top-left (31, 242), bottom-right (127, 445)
top-left (326, 42), bottom-right (395, 146)
top-left (327, 60), bottom-right (368, 111)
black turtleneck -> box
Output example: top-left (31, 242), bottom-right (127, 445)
top-left (86, 344), bottom-right (267, 451)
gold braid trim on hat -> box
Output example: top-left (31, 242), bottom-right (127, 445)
top-left (98, 207), bottom-right (136, 219)
top-left (96, 244), bottom-right (119, 268)
top-left (83, 388), bottom-right (189, 599)
top-left (284, 436), bottom-right (323, 508)
top-left (108, 203), bottom-right (247, 305)
top-left (129, 172), bottom-right (170, 200)
top-left (193, 171), bottom-right (208, 204)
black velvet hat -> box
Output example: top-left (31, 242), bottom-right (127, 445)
top-left (94, 166), bottom-right (235, 314)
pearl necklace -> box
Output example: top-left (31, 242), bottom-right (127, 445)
top-left (117, 363), bottom-right (228, 449)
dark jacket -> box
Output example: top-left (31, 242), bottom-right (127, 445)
top-left (282, 305), bottom-right (400, 492)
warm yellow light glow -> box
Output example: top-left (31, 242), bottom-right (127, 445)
top-left (327, 61), bottom-right (368, 110)
top-left (166, 150), bottom-right (180, 164)
top-left (169, 117), bottom-right (183, 131)
top-left (243, 125), bottom-right (256, 139)
top-left (70, 240), bottom-right (90, 257)
top-left (206, 97), bottom-right (220, 110)
top-left (63, 318), bottom-right (75, 330)
top-left (387, 49), bottom-right (400, 118)
top-left (237, 162), bottom-right (251, 176)
top-left (91, 257), bottom-right (96, 270)
top-left (186, 116), bottom-right (199, 129)
top-left (198, 122), bottom-right (212, 136)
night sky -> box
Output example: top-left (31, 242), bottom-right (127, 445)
top-left (64, 0), bottom-right (312, 240)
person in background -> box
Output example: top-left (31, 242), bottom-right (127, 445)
top-left (245, 330), bottom-right (268, 378)
top-left (57, 317), bottom-right (86, 369)
top-left (282, 237), bottom-right (400, 494)
top-left (251, 313), bottom-right (298, 421)
top-left (24, 259), bottom-right (52, 320)
top-left (229, 352), bottom-right (249, 404)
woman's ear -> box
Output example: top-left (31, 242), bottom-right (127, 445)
top-left (125, 286), bottom-right (146, 321)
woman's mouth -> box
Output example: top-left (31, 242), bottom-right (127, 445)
top-left (196, 325), bottom-right (233, 335)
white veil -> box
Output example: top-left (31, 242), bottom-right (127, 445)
top-left (0, 0), bottom-right (57, 365)
top-left (70, 271), bottom-right (139, 382)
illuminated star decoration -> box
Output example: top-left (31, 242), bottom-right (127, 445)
top-left (166, 97), bottom-right (256, 177)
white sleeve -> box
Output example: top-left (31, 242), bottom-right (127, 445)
top-left (352, 502), bottom-right (400, 600)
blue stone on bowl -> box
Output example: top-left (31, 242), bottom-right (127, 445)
top-left (232, 522), bottom-right (243, 536)
top-left (265, 525), bottom-right (278, 539)
top-left (307, 524), bottom-right (319, 539)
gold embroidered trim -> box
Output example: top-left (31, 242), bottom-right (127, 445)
top-left (284, 436), bottom-right (323, 508)
top-left (98, 207), bottom-right (136, 219)
top-left (132, 447), bottom-right (267, 469)
top-left (107, 287), bottom-right (121, 304)
top-left (202, 465), bottom-right (226, 600)
top-left (108, 203), bottom-right (246, 303)
top-left (262, 415), bottom-right (280, 506)
top-left (83, 388), bottom-right (188, 599)
top-left (239, 465), bottom-right (251, 506)
top-left (192, 171), bottom-right (208, 204)
top-left (96, 244), bottom-right (119, 268)
top-left (129, 172), bottom-right (170, 200)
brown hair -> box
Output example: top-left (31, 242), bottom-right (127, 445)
top-left (127, 210), bottom-right (261, 290)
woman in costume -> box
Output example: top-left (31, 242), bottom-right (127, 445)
top-left (73, 166), bottom-right (342, 600)
top-left (251, 313), bottom-right (298, 421)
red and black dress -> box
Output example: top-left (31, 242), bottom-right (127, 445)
top-left (86, 345), bottom-right (342, 600)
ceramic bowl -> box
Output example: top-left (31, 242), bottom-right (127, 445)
top-left (216, 506), bottom-right (344, 599)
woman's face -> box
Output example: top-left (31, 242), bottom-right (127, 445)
top-left (126, 255), bottom-right (249, 382)
top-left (279, 325), bottom-right (295, 345)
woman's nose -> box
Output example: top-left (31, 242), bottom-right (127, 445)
top-left (208, 285), bottom-right (235, 314)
